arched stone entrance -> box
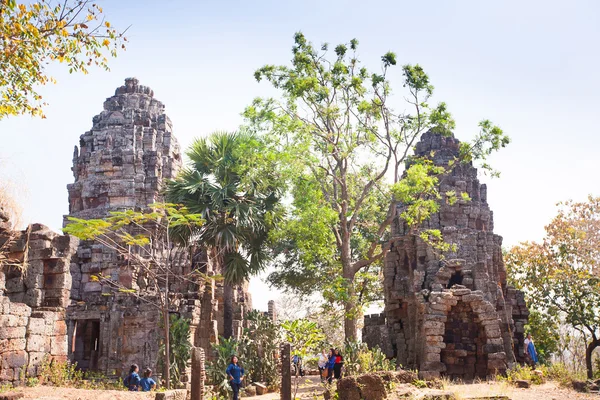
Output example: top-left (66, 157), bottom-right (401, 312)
top-left (419, 287), bottom-right (507, 380)
top-left (441, 301), bottom-right (487, 380)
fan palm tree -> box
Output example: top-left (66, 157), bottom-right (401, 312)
top-left (166, 131), bottom-right (281, 338)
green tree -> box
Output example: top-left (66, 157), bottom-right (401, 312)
top-left (506, 196), bottom-right (600, 378)
top-left (524, 309), bottom-right (559, 365)
top-left (281, 319), bottom-right (326, 397)
top-left (239, 310), bottom-right (280, 386)
top-left (1, 0), bottom-right (126, 119)
top-left (63, 203), bottom-right (204, 388)
top-left (166, 131), bottom-right (283, 338)
top-left (245, 32), bottom-right (508, 340)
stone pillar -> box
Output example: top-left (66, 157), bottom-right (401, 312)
top-left (191, 347), bottom-right (205, 400)
top-left (67, 319), bottom-right (76, 362)
top-left (280, 343), bottom-right (292, 400)
top-left (268, 300), bottom-right (277, 322)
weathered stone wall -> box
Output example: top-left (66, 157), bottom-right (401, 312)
top-left (363, 131), bottom-right (529, 380)
top-left (0, 211), bottom-right (78, 383)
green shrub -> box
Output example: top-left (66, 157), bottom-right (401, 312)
top-left (239, 310), bottom-right (280, 387)
top-left (158, 314), bottom-right (192, 388)
top-left (206, 337), bottom-right (239, 397)
top-left (25, 377), bottom-right (39, 387)
top-left (541, 362), bottom-right (586, 387)
top-left (343, 341), bottom-right (396, 375)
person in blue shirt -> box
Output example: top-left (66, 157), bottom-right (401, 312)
top-left (225, 355), bottom-right (244, 400)
top-left (139, 368), bottom-right (157, 392)
top-left (123, 364), bottom-right (141, 391)
top-left (326, 348), bottom-right (336, 384)
top-left (524, 333), bottom-right (539, 367)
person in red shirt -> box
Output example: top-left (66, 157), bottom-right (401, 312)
top-left (333, 349), bottom-right (344, 379)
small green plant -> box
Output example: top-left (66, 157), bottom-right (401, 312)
top-left (0, 383), bottom-right (14, 393)
top-left (501, 364), bottom-right (543, 385)
top-left (38, 356), bottom-right (83, 387)
top-left (412, 379), bottom-right (428, 388)
top-left (25, 377), bottom-right (39, 387)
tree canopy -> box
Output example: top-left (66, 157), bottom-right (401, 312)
top-left (245, 32), bottom-right (508, 340)
top-left (506, 195), bottom-right (600, 378)
top-left (0, 0), bottom-right (126, 119)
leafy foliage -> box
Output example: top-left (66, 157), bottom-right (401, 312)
top-left (343, 341), bottom-right (396, 376)
top-left (158, 315), bottom-right (192, 388)
top-left (525, 309), bottom-right (559, 364)
top-left (0, 0), bottom-right (126, 119)
top-left (238, 310), bottom-right (280, 386)
top-left (166, 131), bottom-right (283, 285)
top-left (281, 319), bottom-right (326, 358)
top-left (206, 337), bottom-right (240, 397)
top-left (506, 195), bottom-right (600, 378)
top-left (245, 32), bottom-right (508, 340)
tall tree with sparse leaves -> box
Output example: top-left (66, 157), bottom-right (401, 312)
top-left (0, 0), bottom-right (126, 119)
top-left (245, 32), bottom-right (509, 340)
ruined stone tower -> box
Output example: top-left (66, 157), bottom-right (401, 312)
top-left (64, 78), bottom-right (251, 376)
top-left (363, 131), bottom-right (529, 380)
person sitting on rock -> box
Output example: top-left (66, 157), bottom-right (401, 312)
top-left (123, 364), bottom-right (141, 391)
top-left (139, 368), bottom-right (157, 392)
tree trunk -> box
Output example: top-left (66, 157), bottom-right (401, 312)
top-left (223, 283), bottom-right (234, 339)
top-left (343, 267), bottom-right (358, 342)
top-left (585, 338), bottom-right (599, 379)
top-left (163, 306), bottom-right (171, 389)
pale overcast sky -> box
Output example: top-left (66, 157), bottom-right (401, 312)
top-left (1, 0), bottom-right (598, 312)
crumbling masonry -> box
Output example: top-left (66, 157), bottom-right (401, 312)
top-left (0, 211), bottom-right (78, 383)
top-left (363, 131), bottom-right (529, 380)
top-left (0, 78), bottom-right (268, 384)
top-left (64, 78), bottom-right (253, 377)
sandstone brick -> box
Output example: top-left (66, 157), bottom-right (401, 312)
top-left (8, 303), bottom-right (30, 318)
top-left (50, 335), bottom-right (67, 356)
top-left (0, 327), bottom-right (26, 340)
top-left (0, 338), bottom-right (26, 352)
top-left (26, 335), bottom-right (49, 353)
top-left (26, 318), bottom-right (45, 335)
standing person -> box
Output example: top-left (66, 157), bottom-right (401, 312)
top-left (318, 350), bottom-right (328, 382)
top-left (226, 355), bottom-right (245, 400)
top-left (123, 364), bottom-right (140, 391)
top-left (327, 348), bottom-right (335, 384)
top-left (333, 349), bottom-right (344, 379)
top-left (524, 333), bottom-right (538, 367)
top-left (139, 368), bottom-right (157, 392)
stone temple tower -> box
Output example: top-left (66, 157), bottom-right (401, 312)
top-left (363, 131), bottom-right (529, 380)
top-left (63, 78), bottom-right (187, 375)
top-left (66, 77), bottom-right (182, 220)
top-left (63, 79), bottom-right (253, 377)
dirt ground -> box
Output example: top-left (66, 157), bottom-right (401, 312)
top-left (2, 380), bottom-right (597, 399)
top-left (4, 386), bottom-right (154, 400)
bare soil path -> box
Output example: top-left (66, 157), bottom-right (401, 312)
top-left (2, 380), bottom-right (596, 399)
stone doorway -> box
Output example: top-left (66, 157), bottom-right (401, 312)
top-left (441, 301), bottom-right (488, 380)
top-left (72, 319), bottom-right (101, 371)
